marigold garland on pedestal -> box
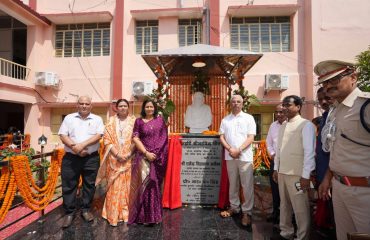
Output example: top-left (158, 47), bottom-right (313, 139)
top-left (253, 140), bottom-right (271, 174)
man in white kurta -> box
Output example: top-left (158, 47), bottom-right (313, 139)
top-left (219, 95), bottom-right (256, 227)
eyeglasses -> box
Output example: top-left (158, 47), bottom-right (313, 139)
top-left (282, 103), bottom-right (294, 108)
top-left (321, 70), bottom-right (354, 87)
top-left (318, 96), bottom-right (332, 101)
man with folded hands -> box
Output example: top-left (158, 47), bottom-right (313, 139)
top-left (58, 95), bottom-right (104, 228)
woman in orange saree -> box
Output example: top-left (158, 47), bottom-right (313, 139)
top-left (96, 99), bottom-right (135, 226)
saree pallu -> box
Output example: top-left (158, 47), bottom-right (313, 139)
top-left (96, 115), bottom-right (135, 226)
top-left (128, 116), bottom-right (168, 224)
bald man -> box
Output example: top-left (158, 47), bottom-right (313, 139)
top-left (219, 95), bottom-right (256, 228)
top-left (58, 96), bottom-right (104, 228)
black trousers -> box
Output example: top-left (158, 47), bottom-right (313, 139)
top-left (61, 152), bottom-right (100, 215)
top-left (269, 160), bottom-right (280, 214)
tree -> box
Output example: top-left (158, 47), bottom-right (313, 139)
top-left (356, 46), bottom-right (370, 92)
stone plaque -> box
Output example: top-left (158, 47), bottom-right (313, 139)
top-left (180, 136), bottom-right (222, 204)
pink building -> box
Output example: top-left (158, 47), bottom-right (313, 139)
top-left (1, 0), bottom-right (369, 149)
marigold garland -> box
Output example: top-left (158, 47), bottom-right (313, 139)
top-left (0, 166), bottom-right (10, 199)
top-left (12, 156), bottom-right (56, 209)
top-left (10, 149), bottom-right (64, 211)
top-left (253, 140), bottom-right (271, 170)
top-left (201, 130), bottom-right (218, 135)
top-left (0, 149), bottom-right (64, 223)
top-left (0, 171), bottom-right (16, 223)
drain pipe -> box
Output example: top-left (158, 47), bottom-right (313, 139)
top-left (203, 5), bottom-right (210, 45)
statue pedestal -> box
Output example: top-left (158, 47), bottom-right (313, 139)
top-left (180, 134), bottom-right (222, 204)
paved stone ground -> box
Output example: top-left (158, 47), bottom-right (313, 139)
top-left (7, 204), bottom-right (335, 240)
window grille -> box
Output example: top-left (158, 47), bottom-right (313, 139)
top-left (230, 16), bottom-right (291, 52)
top-left (135, 20), bottom-right (158, 54)
top-left (54, 22), bottom-right (110, 57)
top-left (178, 19), bottom-right (202, 47)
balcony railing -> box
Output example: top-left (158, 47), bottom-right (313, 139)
top-left (0, 58), bottom-right (30, 81)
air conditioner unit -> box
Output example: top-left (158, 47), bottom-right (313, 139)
top-left (265, 74), bottom-right (289, 91)
top-left (35, 72), bottom-right (60, 88)
top-left (132, 81), bottom-right (154, 96)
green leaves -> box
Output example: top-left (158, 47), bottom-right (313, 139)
top-left (356, 45), bottom-right (370, 92)
top-left (191, 71), bottom-right (210, 95)
top-left (146, 89), bottom-right (175, 123)
top-left (230, 86), bottom-right (260, 112)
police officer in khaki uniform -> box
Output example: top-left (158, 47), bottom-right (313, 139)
top-left (315, 60), bottom-right (370, 240)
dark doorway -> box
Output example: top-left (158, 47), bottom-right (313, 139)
top-left (0, 102), bottom-right (24, 135)
top-left (13, 28), bottom-right (27, 66)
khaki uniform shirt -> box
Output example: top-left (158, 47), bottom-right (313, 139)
top-left (328, 88), bottom-right (370, 177)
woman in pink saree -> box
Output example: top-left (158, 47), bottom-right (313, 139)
top-left (96, 99), bottom-right (135, 226)
top-left (129, 99), bottom-right (168, 225)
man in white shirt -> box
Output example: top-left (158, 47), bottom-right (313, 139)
top-left (266, 104), bottom-right (286, 225)
top-left (219, 95), bottom-right (256, 228)
top-left (272, 95), bottom-right (316, 240)
top-left (58, 96), bottom-right (104, 228)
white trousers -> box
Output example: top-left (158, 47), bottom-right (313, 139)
top-left (278, 173), bottom-right (310, 240)
top-left (226, 160), bottom-right (254, 214)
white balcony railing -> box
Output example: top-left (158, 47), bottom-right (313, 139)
top-left (0, 58), bottom-right (30, 81)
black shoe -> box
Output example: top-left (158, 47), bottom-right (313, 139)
top-left (267, 212), bottom-right (280, 223)
top-left (267, 214), bottom-right (274, 222)
top-left (62, 215), bottom-right (75, 228)
top-left (270, 235), bottom-right (290, 240)
top-left (81, 211), bottom-right (94, 222)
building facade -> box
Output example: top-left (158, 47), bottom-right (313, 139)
top-left (0, 0), bottom-right (369, 148)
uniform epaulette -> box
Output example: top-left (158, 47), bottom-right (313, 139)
top-left (358, 91), bottom-right (370, 99)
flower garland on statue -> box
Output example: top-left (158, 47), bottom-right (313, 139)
top-left (146, 66), bottom-right (175, 123)
top-left (191, 70), bottom-right (210, 95)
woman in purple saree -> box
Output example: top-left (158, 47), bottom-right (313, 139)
top-left (128, 99), bottom-right (168, 225)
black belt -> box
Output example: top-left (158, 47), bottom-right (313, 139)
top-left (66, 151), bottom-right (98, 157)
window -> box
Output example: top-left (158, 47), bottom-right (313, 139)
top-left (135, 20), bottom-right (158, 54)
top-left (230, 16), bottom-right (291, 52)
top-left (55, 22), bottom-right (110, 57)
top-left (178, 19), bottom-right (202, 47)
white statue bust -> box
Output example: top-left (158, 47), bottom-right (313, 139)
top-left (185, 92), bottom-right (212, 133)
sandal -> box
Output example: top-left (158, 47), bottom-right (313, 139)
top-left (220, 208), bottom-right (238, 218)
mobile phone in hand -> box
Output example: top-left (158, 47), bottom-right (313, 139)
top-left (295, 181), bottom-right (314, 192)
